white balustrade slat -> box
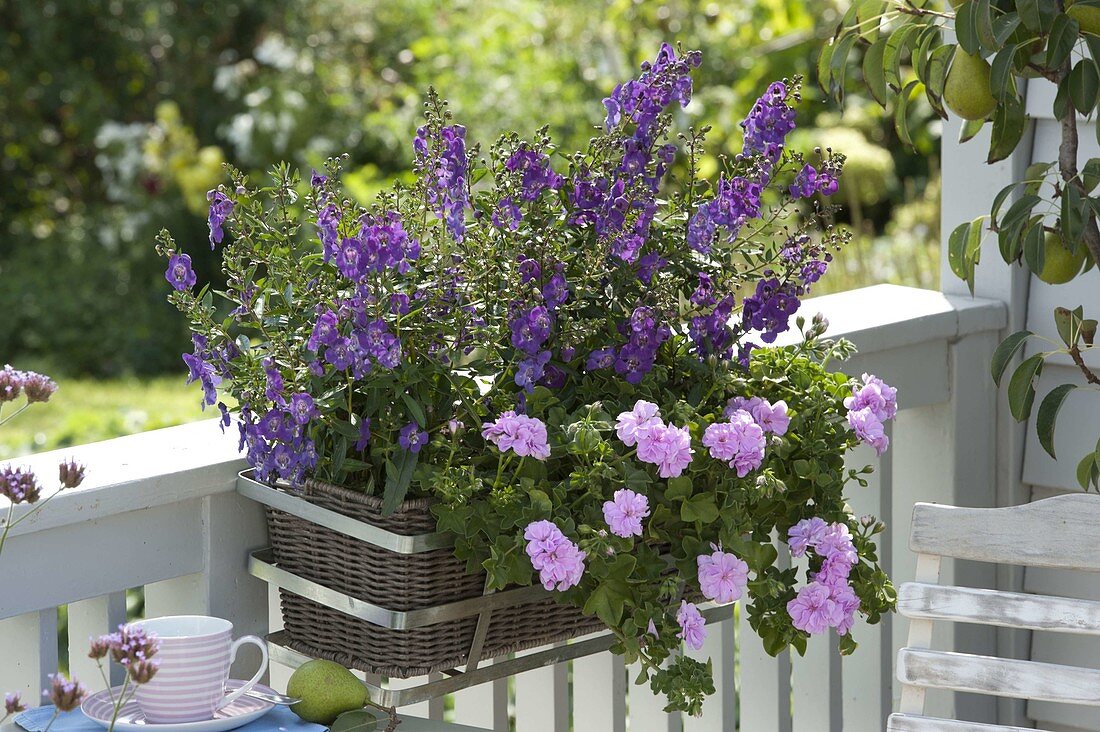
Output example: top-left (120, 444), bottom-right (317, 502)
top-left (791, 632), bottom-right (833, 732)
top-left (842, 443), bottom-right (886, 732)
top-left (627, 657), bottom-right (681, 732)
top-left (738, 547), bottom-right (792, 732)
top-left (513, 656), bottom-right (568, 732)
top-left (67, 592), bottom-right (127, 690)
top-left (682, 607), bottom-right (733, 732)
top-left (451, 660), bottom-right (508, 731)
top-left (570, 647), bottom-right (625, 732)
top-left (0, 610), bottom-right (56, 708)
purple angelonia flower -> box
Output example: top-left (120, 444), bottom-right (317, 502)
top-left (586, 347), bottom-right (616, 371)
top-left (355, 418), bottom-right (372, 451)
top-left (289, 393), bottom-right (318, 425)
top-left (207, 190), bottom-right (234, 248)
top-left (399, 422), bottom-right (428, 453)
top-left (165, 253), bottom-right (197, 292)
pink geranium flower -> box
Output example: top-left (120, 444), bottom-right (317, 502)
top-left (636, 422), bottom-right (694, 478)
top-left (615, 400), bottom-right (662, 447)
top-left (697, 550), bottom-right (749, 604)
top-left (675, 601), bottom-right (707, 651)
top-left (602, 488), bottom-right (650, 538)
top-left (787, 581), bottom-right (836, 635)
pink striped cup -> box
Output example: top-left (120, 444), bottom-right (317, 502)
top-left (128, 615), bottom-right (269, 724)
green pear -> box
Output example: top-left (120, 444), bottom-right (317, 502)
top-left (1037, 232), bottom-right (1088, 285)
top-left (287, 659), bottom-right (370, 725)
top-left (1067, 0), bottom-right (1100, 36)
top-left (944, 51), bottom-right (997, 121)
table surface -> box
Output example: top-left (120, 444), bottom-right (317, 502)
top-left (2, 709), bottom-right (490, 732)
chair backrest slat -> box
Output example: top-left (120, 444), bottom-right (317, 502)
top-left (909, 496), bottom-right (1100, 570)
top-left (886, 713), bottom-right (1039, 731)
top-left (897, 582), bottom-right (1100, 634)
top-left (897, 648), bottom-right (1100, 706)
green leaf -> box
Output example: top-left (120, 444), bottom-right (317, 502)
top-left (680, 494), bottom-right (720, 524)
top-left (926, 43), bottom-right (957, 101)
top-left (1078, 450), bottom-right (1100, 490)
top-left (1023, 219), bottom-right (1046, 274)
top-left (991, 330), bottom-right (1034, 385)
top-left (401, 392), bottom-right (426, 427)
top-left (1070, 58), bottom-right (1100, 114)
top-left (1048, 14), bottom-right (1081, 69)
top-left (1007, 353), bottom-right (1045, 422)
top-left (956, 2), bottom-right (981, 54)
top-left (885, 25), bottom-right (918, 90)
top-left (817, 36), bottom-right (837, 94)
top-left (1016, 0), bottom-right (1042, 32)
top-left (999, 193), bottom-right (1042, 229)
top-left (666, 475), bottom-right (693, 501)
top-left (959, 117), bottom-right (986, 143)
top-left (990, 45), bottom-right (1020, 101)
top-left (1037, 383), bottom-right (1077, 458)
top-left (948, 221), bottom-right (974, 288)
top-left (828, 33), bottom-right (859, 102)
top-left (894, 80), bottom-right (920, 147)
top-left (863, 38), bottom-right (890, 105)
top-left (584, 581), bottom-right (628, 626)
top-left (975, 0), bottom-right (997, 50)
top-left (330, 710), bottom-right (381, 732)
top-left (381, 449), bottom-right (419, 516)
top-left (1082, 159), bottom-right (1100, 192)
top-left (988, 95), bottom-right (1027, 163)
top-left (1054, 306), bottom-right (1082, 347)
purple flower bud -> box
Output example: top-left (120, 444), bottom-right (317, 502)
top-left (128, 659), bottom-right (160, 685)
top-left (5, 692), bottom-right (26, 715)
top-left (88, 635), bottom-right (111, 660)
top-left (21, 372), bottom-right (58, 403)
top-left (0, 365), bottom-right (24, 403)
top-left (0, 466), bottom-right (41, 504)
top-left (58, 459), bottom-right (85, 489)
top-left (44, 674), bottom-right (87, 713)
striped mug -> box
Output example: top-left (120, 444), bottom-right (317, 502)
top-left (128, 616), bottom-right (269, 723)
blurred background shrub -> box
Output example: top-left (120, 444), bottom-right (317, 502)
top-left (0, 0), bottom-right (941, 453)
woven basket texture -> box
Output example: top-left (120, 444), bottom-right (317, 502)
top-left (266, 478), bottom-right (602, 677)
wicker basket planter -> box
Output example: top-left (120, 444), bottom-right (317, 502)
top-left (243, 472), bottom-right (603, 678)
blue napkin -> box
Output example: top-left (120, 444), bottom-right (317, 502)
top-left (14, 705), bottom-right (325, 732)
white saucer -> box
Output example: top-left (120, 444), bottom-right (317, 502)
top-left (80, 680), bottom-right (275, 732)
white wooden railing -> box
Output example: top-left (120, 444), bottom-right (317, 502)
top-left (0, 284), bottom-right (1006, 731)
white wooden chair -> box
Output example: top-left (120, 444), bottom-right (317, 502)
top-left (889, 493), bottom-right (1100, 731)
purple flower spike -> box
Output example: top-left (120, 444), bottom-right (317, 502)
top-left (207, 190), bottom-right (234, 248)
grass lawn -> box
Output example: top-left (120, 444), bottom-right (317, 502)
top-left (0, 375), bottom-right (212, 459)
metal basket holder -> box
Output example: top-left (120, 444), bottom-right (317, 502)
top-left (237, 470), bottom-right (730, 707)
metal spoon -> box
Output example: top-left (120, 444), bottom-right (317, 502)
top-left (239, 688), bottom-right (301, 706)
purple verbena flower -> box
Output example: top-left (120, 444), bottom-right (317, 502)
top-left (20, 371), bottom-right (58, 404)
top-left (44, 674), bottom-right (87, 713)
top-left (0, 466), bottom-right (41, 504)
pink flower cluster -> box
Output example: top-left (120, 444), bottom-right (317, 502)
top-left (675, 600), bottom-right (707, 651)
top-left (615, 401), bottom-right (694, 478)
top-left (785, 518), bottom-right (860, 635)
top-left (482, 411), bottom-right (551, 460)
top-left (602, 488), bottom-right (650, 538)
top-left (844, 373), bottom-right (897, 456)
top-left (524, 520), bottom-right (586, 591)
top-left (697, 549), bottom-right (749, 604)
top-left (703, 410), bottom-right (766, 477)
top-left (725, 396), bottom-right (790, 435)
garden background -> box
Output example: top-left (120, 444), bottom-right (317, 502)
top-left (0, 0), bottom-right (939, 458)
